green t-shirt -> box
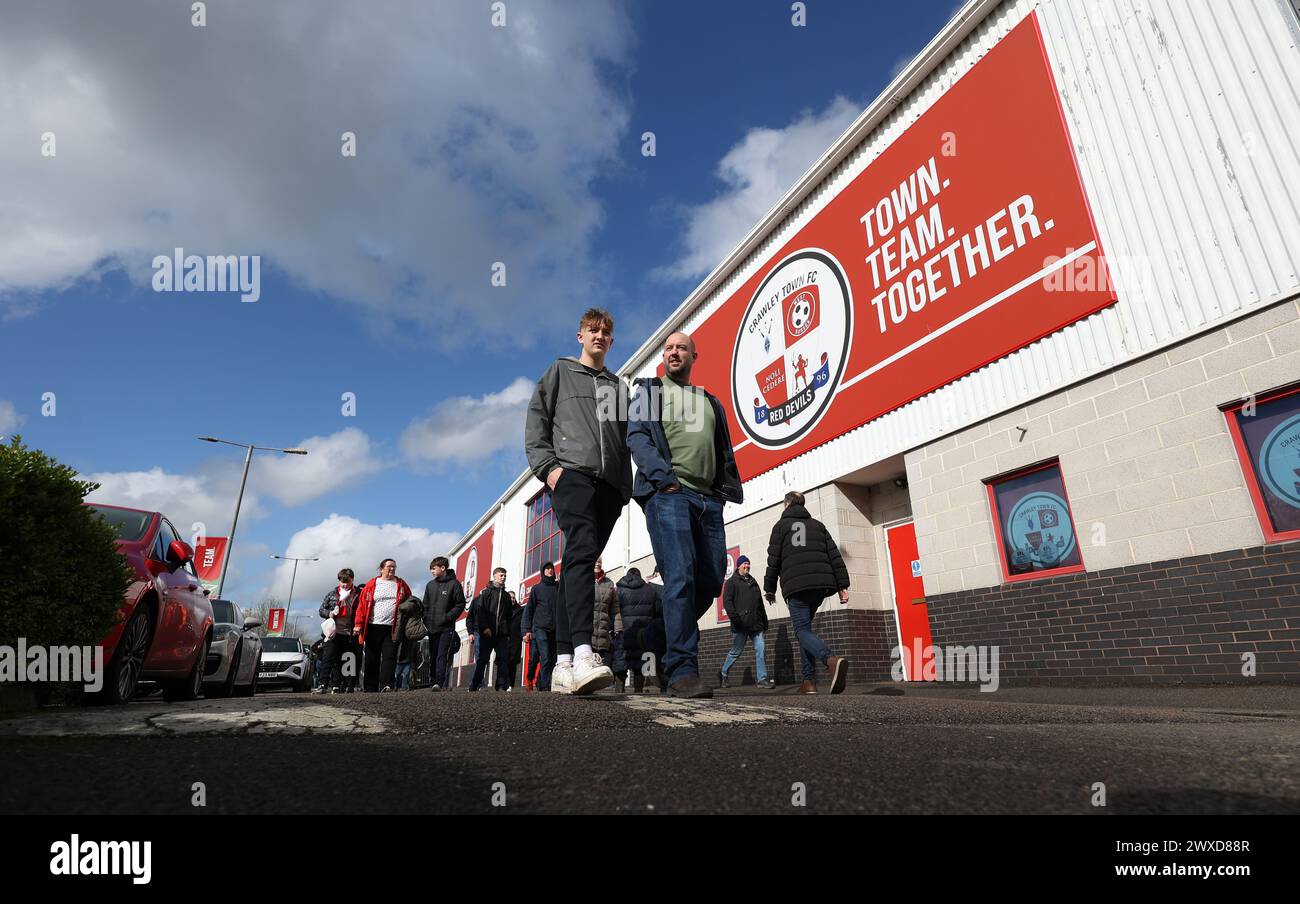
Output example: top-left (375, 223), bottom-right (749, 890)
top-left (661, 374), bottom-right (716, 495)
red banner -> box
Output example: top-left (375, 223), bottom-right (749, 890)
top-left (684, 13), bottom-right (1113, 480)
top-left (267, 608), bottom-right (286, 635)
top-left (456, 526), bottom-right (495, 611)
top-left (193, 537), bottom-right (227, 594)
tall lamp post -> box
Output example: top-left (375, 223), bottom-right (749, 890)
top-left (273, 554), bottom-right (319, 634)
top-left (198, 437), bottom-right (307, 599)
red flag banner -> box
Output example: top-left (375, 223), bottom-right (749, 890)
top-left (194, 537), bottom-right (227, 595)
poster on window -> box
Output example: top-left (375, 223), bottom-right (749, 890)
top-left (990, 465), bottom-right (1083, 578)
top-left (1232, 393), bottom-right (1300, 537)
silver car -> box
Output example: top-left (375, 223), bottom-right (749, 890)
top-left (203, 599), bottom-right (263, 697)
top-left (258, 636), bottom-right (314, 692)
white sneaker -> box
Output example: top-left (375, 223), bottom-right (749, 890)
top-left (569, 653), bottom-right (614, 696)
top-left (551, 660), bottom-right (577, 694)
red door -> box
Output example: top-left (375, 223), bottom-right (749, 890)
top-left (885, 521), bottom-right (932, 681)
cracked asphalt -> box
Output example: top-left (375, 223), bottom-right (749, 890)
top-left (2, 684), bottom-right (1298, 814)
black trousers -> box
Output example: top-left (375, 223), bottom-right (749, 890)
top-left (362, 624), bottom-right (397, 691)
top-left (430, 630), bottom-right (455, 687)
top-left (550, 471), bottom-right (624, 655)
top-left (320, 635), bottom-right (358, 689)
top-left (470, 631), bottom-right (509, 690)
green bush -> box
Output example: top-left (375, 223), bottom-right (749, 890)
top-left (0, 436), bottom-right (132, 649)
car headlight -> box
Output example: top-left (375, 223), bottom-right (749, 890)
top-left (212, 626), bottom-right (233, 641)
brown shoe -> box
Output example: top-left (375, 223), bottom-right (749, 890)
top-left (798, 680), bottom-right (818, 694)
top-left (827, 656), bottom-right (849, 694)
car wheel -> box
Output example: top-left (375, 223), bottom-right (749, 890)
top-left (163, 635), bottom-right (209, 702)
top-left (234, 655), bottom-right (259, 698)
top-left (208, 641), bottom-right (241, 699)
top-left (93, 605), bottom-right (153, 705)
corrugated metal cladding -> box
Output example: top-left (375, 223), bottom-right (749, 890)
top-left (629, 0), bottom-right (1300, 528)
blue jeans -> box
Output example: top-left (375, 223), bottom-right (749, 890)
top-left (642, 487), bottom-right (728, 682)
top-left (721, 629), bottom-right (768, 682)
top-left (787, 593), bottom-right (832, 680)
top-left (534, 628), bottom-right (554, 690)
top-left (394, 661), bottom-right (412, 690)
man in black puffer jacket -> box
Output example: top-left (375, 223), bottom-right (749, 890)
top-left (422, 557), bottom-right (466, 691)
top-left (523, 562), bottom-right (559, 691)
top-left (616, 567), bottom-right (662, 693)
top-left (764, 491), bottom-right (850, 694)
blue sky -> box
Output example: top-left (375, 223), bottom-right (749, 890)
top-left (0, 0), bottom-right (959, 625)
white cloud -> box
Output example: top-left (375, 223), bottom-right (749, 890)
top-left (0, 2), bottom-right (633, 338)
top-left (0, 401), bottom-right (22, 435)
top-left (889, 53), bottom-right (915, 79)
top-left (653, 96), bottom-right (863, 283)
top-left (81, 427), bottom-right (384, 533)
top-left (83, 464), bottom-right (260, 541)
top-left (252, 427), bottom-right (385, 507)
top-left (400, 376), bottom-right (533, 469)
top-left (264, 514), bottom-right (461, 607)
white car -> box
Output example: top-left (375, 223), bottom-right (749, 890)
top-left (258, 637), bottom-right (314, 692)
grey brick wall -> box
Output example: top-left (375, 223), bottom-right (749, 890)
top-left (922, 541), bottom-right (1300, 684)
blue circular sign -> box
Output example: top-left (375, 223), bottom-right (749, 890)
top-left (1259, 413), bottom-right (1300, 509)
top-left (1005, 491), bottom-right (1076, 569)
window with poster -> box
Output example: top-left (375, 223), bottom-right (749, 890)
top-left (1222, 383), bottom-right (1300, 543)
top-left (985, 459), bottom-right (1085, 582)
top-left (524, 489), bottom-right (564, 578)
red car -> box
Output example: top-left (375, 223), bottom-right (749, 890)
top-left (86, 503), bottom-right (215, 704)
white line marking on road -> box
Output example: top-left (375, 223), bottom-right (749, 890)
top-left (622, 696), bottom-right (831, 729)
top-left (0, 699), bottom-right (389, 737)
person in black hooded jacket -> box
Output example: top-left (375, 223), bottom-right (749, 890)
top-left (764, 491), bottom-right (850, 694)
top-left (616, 567), bottom-right (662, 693)
top-left (422, 556), bottom-right (466, 690)
top-left (522, 562), bottom-right (559, 691)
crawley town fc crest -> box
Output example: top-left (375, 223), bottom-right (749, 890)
top-left (731, 249), bottom-right (853, 449)
top-left (1005, 492), bottom-right (1077, 569)
top-left (1259, 413), bottom-right (1300, 510)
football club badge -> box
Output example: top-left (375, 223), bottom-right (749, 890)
top-left (732, 249), bottom-right (852, 449)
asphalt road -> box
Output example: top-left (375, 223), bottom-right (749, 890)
top-left (3, 684), bottom-right (1298, 814)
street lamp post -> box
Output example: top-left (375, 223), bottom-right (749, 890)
top-left (272, 554), bottom-right (319, 634)
top-left (198, 437), bottom-right (307, 600)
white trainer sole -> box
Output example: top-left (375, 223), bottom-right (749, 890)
top-left (571, 667), bottom-right (614, 696)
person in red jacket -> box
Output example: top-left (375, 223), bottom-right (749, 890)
top-left (354, 558), bottom-right (413, 692)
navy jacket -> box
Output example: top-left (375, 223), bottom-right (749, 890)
top-left (522, 574), bottom-right (558, 633)
top-left (615, 570), bottom-right (661, 639)
top-left (627, 377), bottom-right (743, 506)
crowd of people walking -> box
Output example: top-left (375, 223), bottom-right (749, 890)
top-left (313, 308), bottom-right (853, 697)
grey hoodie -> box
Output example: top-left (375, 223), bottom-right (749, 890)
top-left (524, 356), bottom-right (632, 501)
